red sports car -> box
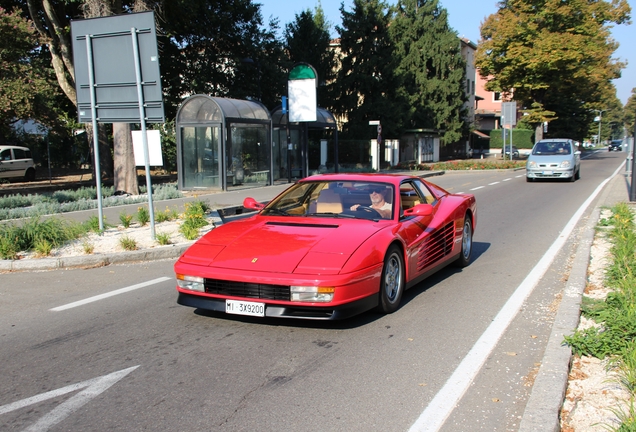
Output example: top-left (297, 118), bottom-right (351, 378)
top-left (175, 173), bottom-right (476, 320)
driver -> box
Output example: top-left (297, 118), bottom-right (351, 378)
top-left (350, 185), bottom-right (392, 219)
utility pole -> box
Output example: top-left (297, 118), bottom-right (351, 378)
top-left (594, 109), bottom-right (607, 146)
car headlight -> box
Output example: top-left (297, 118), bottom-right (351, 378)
top-left (527, 161), bottom-right (537, 168)
top-left (176, 274), bottom-right (204, 292)
top-left (560, 160), bottom-right (571, 168)
top-left (290, 286), bottom-right (335, 302)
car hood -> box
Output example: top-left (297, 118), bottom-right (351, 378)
top-left (178, 217), bottom-right (384, 275)
top-left (528, 155), bottom-right (574, 165)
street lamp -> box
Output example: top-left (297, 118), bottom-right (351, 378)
top-left (594, 109), bottom-right (607, 146)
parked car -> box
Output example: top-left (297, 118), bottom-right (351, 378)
top-left (0, 145), bottom-right (36, 181)
top-left (502, 145), bottom-right (520, 159)
top-left (609, 140), bottom-right (623, 152)
top-left (175, 173), bottom-right (477, 320)
top-left (526, 139), bottom-right (581, 182)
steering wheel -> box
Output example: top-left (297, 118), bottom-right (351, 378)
top-left (356, 205), bottom-right (381, 218)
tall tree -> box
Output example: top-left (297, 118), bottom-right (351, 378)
top-left (285, 7), bottom-right (337, 111)
top-left (0, 6), bottom-right (58, 139)
top-left (624, 88), bottom-right (636, 137)
top-left (335, 0), bottom-right (403, 139)
top-left (476, 0), bottom-right (631, 142)
top-left (390, 0), bottom-right (467, 143)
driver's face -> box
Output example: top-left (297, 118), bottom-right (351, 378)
top-left (370, 190), bottom-right (384, 205)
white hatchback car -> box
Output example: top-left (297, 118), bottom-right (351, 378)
top-left (526, 139), bottom-right (581, 182)
top-left (0, 145), bottom-right (36, 181)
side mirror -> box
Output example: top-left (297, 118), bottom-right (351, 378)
top-left (403, 203), bottom-right (433, 217)
top-left (243, 197), bottom-right (265, 210)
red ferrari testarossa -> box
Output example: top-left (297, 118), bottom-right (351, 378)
top-left (175, 173), bottom-right (476, 320)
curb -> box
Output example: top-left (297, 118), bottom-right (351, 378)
top-left (518, 205), bottom-right (598, 431)
top-left (0, 243), bottom-right (191, 272)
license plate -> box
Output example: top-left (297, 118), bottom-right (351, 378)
top-left (226, 299), bottom-right (265, 317)
top-left (543, 170), bottom-right (553, 175)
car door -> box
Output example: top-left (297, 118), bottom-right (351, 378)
top-left (397, 180), bottom-right (452, 282)
top-left (0, 148), bottom-right (17, 179)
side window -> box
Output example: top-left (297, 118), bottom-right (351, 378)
top-left (399, 182), bottom-right (425, 214)
top-left (413, 180), bottom-right (436, 205)
top-left (13, 149), bottom-right (26, 160)
top-left (0, 149), bottom-right (12, 161)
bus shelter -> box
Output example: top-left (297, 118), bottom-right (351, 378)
top-left (270, 106), bottom-right (338, 181)
top-left (175, 95), bottom-right (272, 191)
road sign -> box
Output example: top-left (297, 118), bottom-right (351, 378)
top-left (502, 102), bottom-right (517, 127)
top-left (71, 11), bottom-right (164, 123)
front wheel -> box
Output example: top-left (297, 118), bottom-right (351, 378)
top-left (377, 245), bottom-right (405, 314)
top-left (454, 215), bottom-right (473, 268)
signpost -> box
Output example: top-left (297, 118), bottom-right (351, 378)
top-left (71, 11), bottom-right (164, 237)
top-left (501, 102), bottom-right (517, 160)
top-left (287, 63), bottom-right (317, 182)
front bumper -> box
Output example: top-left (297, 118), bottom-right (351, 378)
top-left (526, 168), bottom-right (574, 179)
top-left (177, 291), bottom-right (378, 320)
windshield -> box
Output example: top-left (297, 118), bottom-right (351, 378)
top-left (261, 180), bottom-right (395, 220)
top-left (532, 142), bottom-right (571, 156)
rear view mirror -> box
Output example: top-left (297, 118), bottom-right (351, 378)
top-left (243, 197), bottom-right (265, 210)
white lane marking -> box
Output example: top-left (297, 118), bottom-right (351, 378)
top-left (409, 163), bottom-right (625, 432)
top-left (515, 174), bottom-right (525, 178)
top-left (50, 277), bottom-right (171, 311)
top-left (469, 186), bottom-right (485, 191)
top-left (0, 366), bottom-right (139, 431)
top-left (488, 182), bottom-right (500, 185)
top-left (503, 178), bottom-right (512, 182)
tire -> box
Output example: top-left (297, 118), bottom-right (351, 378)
top-left (24, 168), bottom-right (36, 182)
top-left (377, 245), bottom-right (405, 314)
top-left (575, 167), bottom-right (581, 180)
top-left (454, 214), bottom-right (473, 268)
top-left (526, 176), bottom-right (533, 182)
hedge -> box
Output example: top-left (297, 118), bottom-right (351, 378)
top-left (489, 129), bottom-right (534, 149)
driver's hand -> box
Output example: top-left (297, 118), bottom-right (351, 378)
top-left (350, 204), bottom-right (359, 211)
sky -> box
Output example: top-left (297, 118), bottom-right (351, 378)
top-left (259, 0), bottom-right (635, 106)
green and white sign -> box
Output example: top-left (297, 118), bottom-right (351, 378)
top-left (288, 64), bottom-right (317, 122)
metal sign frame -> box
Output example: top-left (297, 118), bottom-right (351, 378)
top-left (71, 11), bottom-right (164, 236)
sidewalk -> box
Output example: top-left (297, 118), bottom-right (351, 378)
top-left (519, 170), bottom-right (634, 432)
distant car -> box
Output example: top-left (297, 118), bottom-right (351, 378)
top-left (174, 173), bottom-right (477, 320)
top-left (502, 146), bottom-right (520, 159)
top-left (526, 139), bottom-right (581, 182)
top-left (0, 145), bottom-right (36, 182)
top-left (609, 140), bottom-right (623, 152)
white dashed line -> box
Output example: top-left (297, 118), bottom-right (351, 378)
top-left (50, 277), bottom-right (171, 311)
top-left (488, 182), bottom-right (500, 185)
top-left (469, 186), bottom-right (485, 191)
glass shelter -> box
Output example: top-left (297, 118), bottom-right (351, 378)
top-left (270, 106), bottom-right (338, 181)
top-left (175, 95), bottom-right (272, 191)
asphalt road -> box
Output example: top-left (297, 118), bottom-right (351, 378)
top-left (0, 150), bottom-right (628, 431)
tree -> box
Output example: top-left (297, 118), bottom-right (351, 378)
top-left (0, 6), bottom-right (58, 139)
top-left (390, 0), bottom-right (467, 143)
top-left (285, 7), bottom-right (337, 111)
top-left (624, 88), bottom-right (636, 137)
top-left (335, 0), bottom-right (403, 140)
top-left (476, 0), bottom-right (631, 142)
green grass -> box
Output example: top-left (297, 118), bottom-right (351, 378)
top-left (564, 202), bottom-right (636, 431)
top-left (0, 217), bottom-right (88, 259)
top-left (119, 236), bottom-right (138, 251)
top-left (179, 200), bottom-right (210, 240)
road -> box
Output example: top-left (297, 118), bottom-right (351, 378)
top-left (0, 150), bottom-right (627, 431)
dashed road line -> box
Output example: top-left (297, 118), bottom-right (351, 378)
top-left (50, 277), bottom-right (171, 311)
